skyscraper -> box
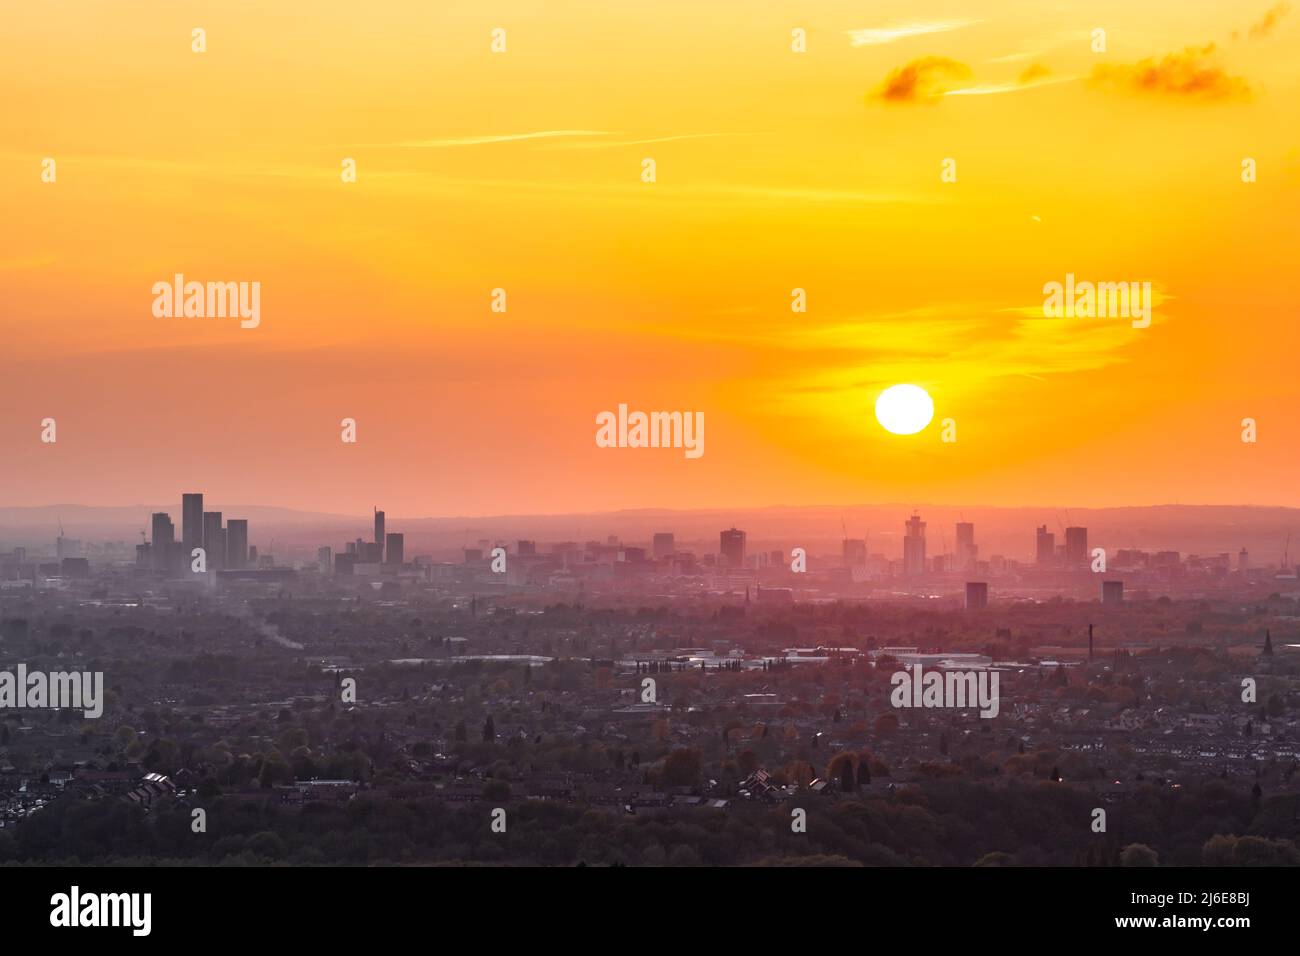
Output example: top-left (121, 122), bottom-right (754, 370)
top-left (720, 528), bottom-right (746, 568)
top-left (182, 493), bottom-right (203, 554)
top-left (150, 512), bottom-right (174, 572)
top-left (226, 519), bottom-right (249, 570)
top-left (1065, 527), bottom-right (1088, 568)
top-left (202, 511), bottom-right (224, 569)
top-left (955, 522), bottom-right (976, 570)
top-left (1036, 525), bottom-right (1055, 566)
top-left (385, 533), bottom-right (404, 565)
top-left (903, 513), bottom-right (926, 576)
top-left (374, 508), bottom-right (385, 562)
top-left (653, 533), bottom-right (675, 559)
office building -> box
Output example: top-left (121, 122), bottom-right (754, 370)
top-left (720, 528), bottom-right (746, 569)
top-left (1065, 527), bottom-right (1088, 568)
top-left (182, 493), bottom-right (203, 553)
top-left (903, 513), bottom-right (926, 577)
top-left (517, 540), bottom-right (537, 557)
top-left (374, 508), bottom-right (385, 562)
top-left (1102, 580), bottom-right (1124, 605)
top-left (385, 533), bottom-right (404, 565)
top-left (955, 522), bottom-right (976, 570)
top-left (317, 546), bottom-right (332, 573)
top-left (1036, 525), bottom-right (1055, 566)
top-left (202, 511), bottom-right (224, 569)
top-left (151, 512), bottom-right (174, 572)
top-left (653, 533), bottom-right (675, 559)
top-left (226, 519), bottom-right (248, 570)
top-left (965, 581), bottom-right (989, 610)
top-left (61, 557), bottom-right (91, 579)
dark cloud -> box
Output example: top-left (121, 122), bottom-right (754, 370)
top-left (1090, 44), bottom-right (1250, 100)
top-left (869, 57), bottom-right (972, 103)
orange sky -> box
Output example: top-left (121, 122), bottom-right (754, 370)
top-left (1, 0), bottom-right (1297, 516)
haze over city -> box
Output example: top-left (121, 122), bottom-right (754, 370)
top-left (0, 0), bottom-right (1296, 923)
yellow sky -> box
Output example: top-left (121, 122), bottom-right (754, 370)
top-left (1, 1), bottom-right (1297, 515)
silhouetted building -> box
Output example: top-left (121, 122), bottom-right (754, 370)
top-left (903, 513), bottom-right (926, 577)
top-left (317, 546), bottom-right (332, 573)
top-left (202, 512), bottom-right (224, 569)
top-left (385, 533), bottom-right (404, 565)
top-left (182, 493), bottom-right (203, 553)
top-left (965, 581), bottom-right (988, 610)
top-left (842, 538), bottom-right (867, 566)
top-left (653, 533), bottom-right (676, 559)
top-left (374, 508), bottom-right (385, 561)
top-left (1065, 527), bottom-right (1088, 568)
top-left (955, 522), bottom-right (976, 570)
top-left (720, 528), bottom-right (746, 569)
top-left (226, 519), bottom-right (249, 570)
top-left (1102, 580), bottom-right (1124, 605)
top-left (517, 540), bottom-right (537, 557)
top-left (61, 557), bottom-right (90, 579)
top-left (1036, 525), bottom-right (1055, 566)
top-left (151, 512), bottom-right (174, 572)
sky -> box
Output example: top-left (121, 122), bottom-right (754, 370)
top-left (1, 0), bottom-right (1297, 517)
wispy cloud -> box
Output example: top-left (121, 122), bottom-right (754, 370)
top-left (1249, 2), bottom-right (1291, 38)
top-left (539, 133), bottom-right (729, 151)
top-left (847, 20), bottom-right (980, 47)
top-left (944, 66), bottom-right (1078, 97)
top-left (359, 130), bottom-right (609, 148)
top-left (1090, 44), bottom-right (1250, 100)
top-left (869, 57), bottom-right (972, 103)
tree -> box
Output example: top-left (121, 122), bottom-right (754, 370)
top-left (1120, 843), bottom-right (1159, 867)
top-left (827, 752), bottom-right (856, 791)
top-left (661, 749), bottom-right (702, 788)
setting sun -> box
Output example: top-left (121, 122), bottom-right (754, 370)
top-left (875, 384), bottom-right (935, 435)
